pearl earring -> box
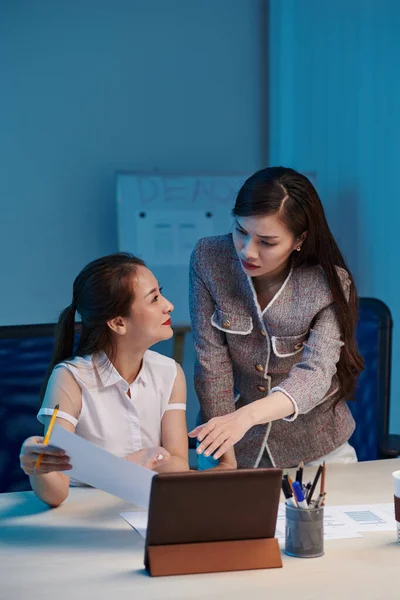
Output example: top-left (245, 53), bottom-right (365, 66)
top-left (296, 247), bottom-right (301, 252)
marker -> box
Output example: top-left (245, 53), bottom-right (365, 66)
top-left (282, 478), bottom-right (297, 508)
top-left (292, 481), bottom-right (309, 509)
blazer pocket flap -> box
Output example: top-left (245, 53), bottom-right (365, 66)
top-left (211, 309), bottom-right (253, 335)
top-left (271, 331), bottom-right (308, 357)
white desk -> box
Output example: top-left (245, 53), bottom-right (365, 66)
top-left (1, 459), bottom-right (399, 600)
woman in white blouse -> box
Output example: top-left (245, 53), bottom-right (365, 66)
top-left (20, 253), bottom-right (189, 507)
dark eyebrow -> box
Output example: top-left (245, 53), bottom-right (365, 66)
top-left (144, 286), bottom-right (159, 298)
top-left (236, 220), bottom-right (280, 240)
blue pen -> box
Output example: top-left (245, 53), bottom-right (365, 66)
top-left (292, 481), bottom-right (309, 509)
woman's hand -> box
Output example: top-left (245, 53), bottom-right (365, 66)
top-left (20, 436), bottom-right (71, 475)
top-left (189, 408), bottom-right (253, 460)
top-left (125, 447), bottom-right (171, 470)
top-left (211, 447), bottom-right (237, 470)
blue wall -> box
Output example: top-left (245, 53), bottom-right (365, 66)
top-left (269, 0), bottom-right (400, 431)
top-left (2, 0), bottom-right (399, 434)
top-left (0, 0), bottom-right (263, 326)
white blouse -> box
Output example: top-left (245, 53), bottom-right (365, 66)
top-left (37, 350), bottom-right (185, 458)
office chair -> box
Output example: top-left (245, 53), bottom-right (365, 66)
top-left (349, 298), bottom-right (400, 461)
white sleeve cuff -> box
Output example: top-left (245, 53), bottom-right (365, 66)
top-left (164, 403), bottom-right (186, 411)
top-left (269, 387), bottom-right (299, 422)
top-left (37, 408), bottom-right (78, 427)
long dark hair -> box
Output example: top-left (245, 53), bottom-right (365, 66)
top-left (233, 166), bottom-right (363, 402)
top-left (40, 252), bottom-right (145, 401)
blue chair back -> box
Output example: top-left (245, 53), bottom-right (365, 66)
top-left (0, 324), bottom-right (80, 492)
top-left (349, 298), bottom-right (392, 461)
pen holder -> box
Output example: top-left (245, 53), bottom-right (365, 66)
top-left (285, 503), bottom-right (324, 558)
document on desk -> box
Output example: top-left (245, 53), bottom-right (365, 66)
top-left (51, 424), bottom-right (155, 509)
top-left (329, 504), bottom-right (396, 533)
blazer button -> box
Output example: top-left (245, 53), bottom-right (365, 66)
top-left (255, 363), bottom-right (264, 372)
top-left (294, 342), bottom-right (303, 351)
top-left (260, 330), bottom-right (266, 337)
top-left (222, 319), bottom-right (231, 329)
top-left (257, 385), bottom-right (266, 392)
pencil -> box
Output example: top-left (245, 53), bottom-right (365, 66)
top-left (35, 404), bottom-right (59, 470)
top-left (320, 461), bottom-right (326, 495)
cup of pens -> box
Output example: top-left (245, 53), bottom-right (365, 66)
top-left (283, 463), bottom-right (326, 558)
top-left (392, 470), bottom-right (400, 544)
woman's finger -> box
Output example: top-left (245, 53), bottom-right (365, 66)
top-left (31, 454), bottom-right (71, 465)
top-left (196, 421), bottom-right (217, 442)
top-left (20, 455), bottom-right (70, 472)
top-left (28, 444), bottom-right (66, 456)
top-left (213, 439), bottom-right (234, 460)
top-left (35, 464), bottom-right (73, 474)
top-left (150, 447), bottom-right (171, 461)
top-left (188, 424), bottom-right (206, 438)
top-left (22, 462), bottom-right (73, 475)
top-left (202, 432), bottom-right (228, 457)
top-left (197, 427), bottom-right (224, 454)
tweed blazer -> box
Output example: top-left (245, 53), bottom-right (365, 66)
top-left (189, 234), bottom-right (356, 469)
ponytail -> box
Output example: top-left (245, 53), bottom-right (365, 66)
top-left (39, 303), bottom-right (76, 402)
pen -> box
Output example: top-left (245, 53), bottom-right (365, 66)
top-left (307, 464), bottom-right (323, 505)
top-left (35, 404), bottom-right (59, 471)
top-left (292, 481), bottom-right (309, 509)
top-left (296, 461), bottom-right (304, 486)
top-left (282, 478), bottom-right (297, 508)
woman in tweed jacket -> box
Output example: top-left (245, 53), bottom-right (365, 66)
top-left (189, 167), bottom-right (363, 469)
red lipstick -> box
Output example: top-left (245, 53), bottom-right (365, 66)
top-left (163, 318), bottom-right (172, 326)
top-left (240, 259), bottom-right (260, 271)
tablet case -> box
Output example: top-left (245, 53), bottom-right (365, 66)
top-left (145, 468), bottom-right (283, 576)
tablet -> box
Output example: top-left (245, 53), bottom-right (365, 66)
top-left (144, 468), bottom-right (282, 572)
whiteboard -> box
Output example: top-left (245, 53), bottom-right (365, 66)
top-left (116, 173), bottom-right (248, 326)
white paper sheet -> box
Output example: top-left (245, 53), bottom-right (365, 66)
top-left (51, 424), bottom-right (155, 508)
top-left (329, 504), bottom-right (396, 532)
top-left (120, 511), bottom-right (149, 538)
top-left (379, 503), bottom-right (396, 519)
top-left (136, 210), bottom-right (214, 266)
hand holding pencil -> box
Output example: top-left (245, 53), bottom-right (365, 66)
top-left (19, 406), bottom-right (72, 476)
